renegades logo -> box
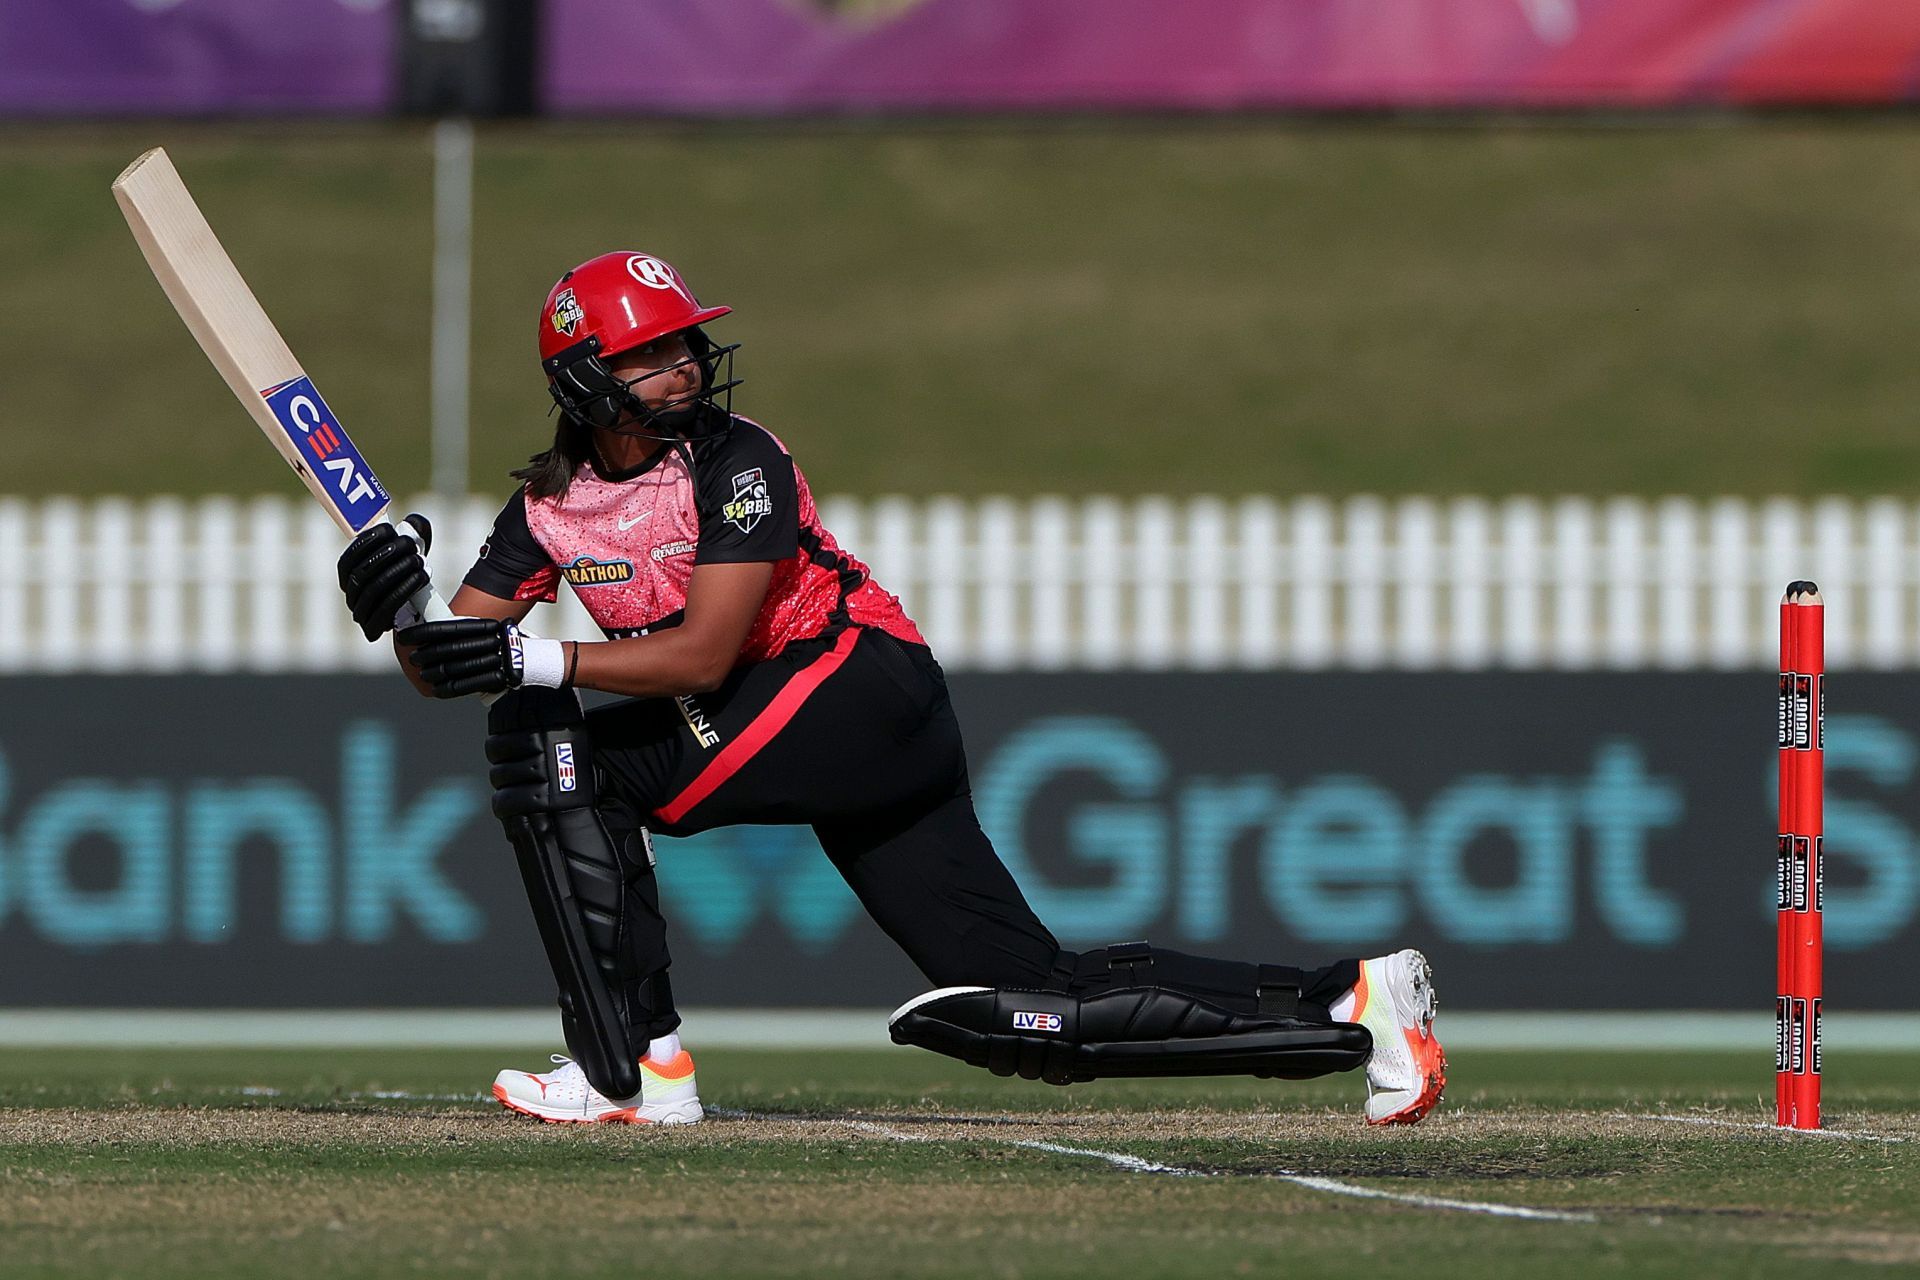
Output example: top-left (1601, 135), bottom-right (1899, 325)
top-left (723, 468), bottom-right (773, 534)
top-left (563, 557), bottom-right (635, 587)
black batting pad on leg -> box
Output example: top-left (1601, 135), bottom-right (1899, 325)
top-left (888, 985), bottom-right (1371, 1086)
top-left (488, 688), bottom-right (642, 1101)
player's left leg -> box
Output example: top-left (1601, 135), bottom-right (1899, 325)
top-left (793, 636), bottom-right (1443, 1114)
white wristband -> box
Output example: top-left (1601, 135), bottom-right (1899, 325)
top-left (518, 634), bottom-right (568, 689)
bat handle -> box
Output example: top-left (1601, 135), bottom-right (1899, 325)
top-left (386, 513), bottom-right (501, 706)
top-left (389, 514), bottom-right (447, 629)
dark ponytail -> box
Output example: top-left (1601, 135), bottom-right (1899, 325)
top-left (510, 413), bottom-right (594, 500)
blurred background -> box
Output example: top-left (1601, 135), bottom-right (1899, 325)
top-left (3, 0), bottom-right (1918, 1046)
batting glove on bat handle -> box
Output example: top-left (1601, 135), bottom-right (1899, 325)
top-left (397, 618), bottom-right (569, 699)
top-left (337, 513), bottom-right (434, 641)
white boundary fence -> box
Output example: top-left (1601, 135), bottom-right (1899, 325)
top-left (0, 493), bottom-right (1914, 673)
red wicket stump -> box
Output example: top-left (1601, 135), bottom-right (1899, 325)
top-left (1777, 582), bottom-right (1823, 1129)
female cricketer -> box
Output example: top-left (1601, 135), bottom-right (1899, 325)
top-left (335, 251), bottom-right (1445, 1128)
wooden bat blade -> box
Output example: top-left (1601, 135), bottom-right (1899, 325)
top-left (113, 147), bottom-right (394, 536)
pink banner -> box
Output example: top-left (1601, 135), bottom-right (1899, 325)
top-left (545, 0), bottom-right (1920, 112)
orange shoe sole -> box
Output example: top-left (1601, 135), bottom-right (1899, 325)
top-left (1366, 1028), bottom-right (1447, 1126)
top-left (492, 1082), bottom-right (644, 1125)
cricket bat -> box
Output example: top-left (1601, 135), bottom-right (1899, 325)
top-left (111, 146), bottom-right (453, 629)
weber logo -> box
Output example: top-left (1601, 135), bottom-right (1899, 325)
top-left (1816, 674), bottom-right (1826, 750)
top-left (555, 742), bottom-right (577, 793)
top-left (1011, 1011), bottom-right (1062, 1033)
top-left (1811, 999), bottom-right (1822, 1075)
top-left (1791, 836), bottom-right (1811, 913)
top-left (1814, 836), bottom-right (1824, 912)
top-left (1775, 835), bottom-right (1792, 912)
top-left (1792, 675), bottom-right (1814, 750)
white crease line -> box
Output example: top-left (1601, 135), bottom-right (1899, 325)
top-left (1274, 1175), bottom-right (1597, 1222)
top-left (1008, 1138), bottom-right (1205, 1177)
top-left (769, 1112), bottom-right (1595, 1221)
top-left (1640, 1113), bottom-right (1909, 1143)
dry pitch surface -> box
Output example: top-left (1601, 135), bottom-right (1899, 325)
top-left (2, 1048), bottom-right (1918, 1278)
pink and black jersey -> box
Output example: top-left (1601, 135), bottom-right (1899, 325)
top-left (463, 418), bottom-right (924, 664)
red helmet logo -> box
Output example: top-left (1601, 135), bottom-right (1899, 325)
top-left (626, 255), bottom-right (688, 295)
top-left (538, 251), bottom-right (730, 365)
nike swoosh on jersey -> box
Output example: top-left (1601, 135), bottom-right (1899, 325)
top-left (616, 511), bottom-right (654, 531)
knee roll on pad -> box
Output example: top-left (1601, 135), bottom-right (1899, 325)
top-left (487, 688), bottom-right (643, 1100)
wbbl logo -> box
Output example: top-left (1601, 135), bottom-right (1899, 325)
top-left (555, 742), bottom-right (577, 793)
top-left (1011, 1011), bottom-right (1062, 1033)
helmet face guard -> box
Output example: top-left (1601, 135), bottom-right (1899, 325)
top-left (543, 328), bottom-right (741, 442)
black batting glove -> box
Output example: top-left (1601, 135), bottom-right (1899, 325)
top-left (398, 617), bottom-right (526, 699)
top-left (338, 514), bottom-right (434, 641)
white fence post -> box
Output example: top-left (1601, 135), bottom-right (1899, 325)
top-left (1235, 496), bottom-right (1280, 668)
top-left (1813, 498), bottom-right (1853, 668)
top-left (1450, 497), bottom-right (1492, 669)
top-left (1345, 496), bottom-right (1386, 669)
top-left (0, 498), bottom-right (25, 673)
top-left (41, 499), bottom-right (82, 674)
top-left (1132, 497), bottom-right (1177, 668)
top-left (1863, 498), bottom-right (1902, 668)
top-left (1498, 497), bottom-right (1542, 668)
top-left (1707, 498), bottom-right (1749, 669)
top-left (1291, 497), bottom-right (1334, 669)
top-left (1082, 497), bottom-right (1125, 669)
top-left (1185, 497), bottom-right (1229, 669)
top-left (1550, 497), bottom-right (1595, 669)
top-left (1655, 497), bottom-right (1698, 671)
top-left (1029, 497), bottom-right (1072, 670)
top-left (977, 497), bottom-right (1021, 670)
top-left (247, 496), bottom-right (291, 672)
top-left (1396, 497), bottom-right (1438, 669)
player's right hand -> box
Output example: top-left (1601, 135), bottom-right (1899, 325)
top-left (338, 514), bottom-right (434, 640)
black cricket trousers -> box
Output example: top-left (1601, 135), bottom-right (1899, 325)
top-left (579, 625), bottom-right (1357, 1041)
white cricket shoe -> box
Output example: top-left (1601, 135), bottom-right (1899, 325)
top-left (492, 1050), bottom-right (703, 1125)
top-left (1350, 949), bottom-right (1446, 1126)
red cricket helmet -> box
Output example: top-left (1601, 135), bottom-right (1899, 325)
top-left (538, 252), bottom-right (740, 441)
top-left (538, 251), bottom-right (730, 365)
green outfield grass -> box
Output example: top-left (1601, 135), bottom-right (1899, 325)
top-left (2, 1046), bottom-right (1917, 1277)
top-left (8, 118), bottom-right (1920, 500)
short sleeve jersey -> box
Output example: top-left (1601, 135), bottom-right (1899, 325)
top-left (463, 417), bottom-right (925, 664)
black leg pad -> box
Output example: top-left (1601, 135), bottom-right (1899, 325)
top-left (888, 986), bottom-right (1371, 1086)
top-left (487, 688), bottom-right (641, 1101)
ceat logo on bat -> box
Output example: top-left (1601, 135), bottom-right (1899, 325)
top-left (260, 376), bottom-right (389, 533)
top-left (1011, 1011), bottom-right (1062, 1033)
top-left (555, 742), bottom-right (577, 793)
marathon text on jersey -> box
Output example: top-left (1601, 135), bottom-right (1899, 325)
top-left (563, 556), bottom-right (636, 587)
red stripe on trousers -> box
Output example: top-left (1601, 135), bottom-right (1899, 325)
top-left (653, 626), bottom-right (862, 826)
